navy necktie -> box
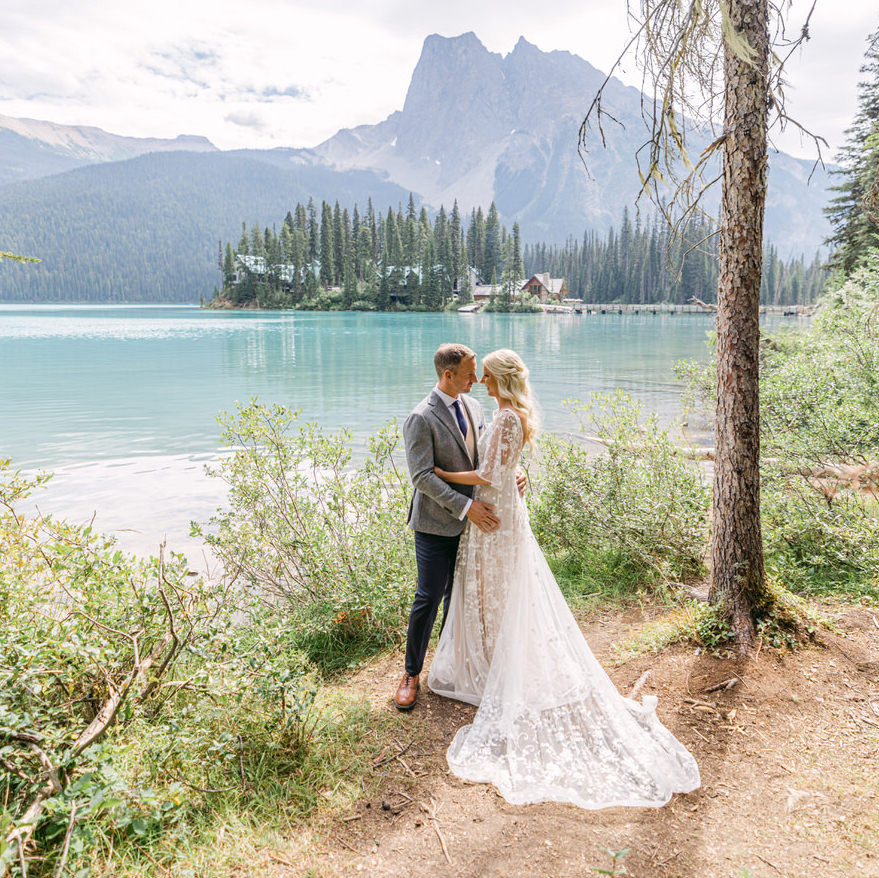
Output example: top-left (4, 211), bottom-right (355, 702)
top-left (452, 399), bottom-right (468, 437)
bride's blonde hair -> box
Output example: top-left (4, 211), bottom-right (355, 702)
top-left (482, 349), bottom-right (539, 448)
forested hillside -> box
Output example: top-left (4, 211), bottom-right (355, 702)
top-left (0, 151), bottom-right (413, 302)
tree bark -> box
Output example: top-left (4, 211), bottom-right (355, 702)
top-left (710, 0), bottom-right (771, 652)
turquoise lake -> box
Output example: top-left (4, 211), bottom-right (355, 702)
top-left (0, 305), bottom-right (800, 561)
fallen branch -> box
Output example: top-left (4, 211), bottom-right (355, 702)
top-left (705, 677), bottom-right (739, 693)
top-left (53, 801), bottom-right (78, 878)
top-left (332, 834), bottom-right (365, 855)
top-left (688, 296), bottom-right (717, 311)
top-left (395, 754), bottom-right (417, 778)
top-left (420, 798), bottom-right (452, 866)
top-left (372, 740), bottom-right (412, 768)
top-left (684, 698), bottom-right (716, 711)
top-left (756, 853), bottom-right (783, 874)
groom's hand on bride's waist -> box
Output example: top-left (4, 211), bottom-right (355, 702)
top-left (467, 500), bottom-right (500, 533)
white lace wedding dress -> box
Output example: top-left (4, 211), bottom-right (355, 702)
top-left (427, 407), bottom-right (700, 808)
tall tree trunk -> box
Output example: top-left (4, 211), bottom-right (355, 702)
top-left (710, 0), bottom-right (771, 652)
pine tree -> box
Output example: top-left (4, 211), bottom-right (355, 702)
top-left (333, 201), bottom-right (344, 285)
top-left (250, 224), bottom-right (265, 258)
top-left (223, 242), bottom-right (235, 286)
top-left (483, 202), bottom-right (501, 282)
top-left (237, 222), bottom-right (249, 255)
top-left (825, 28), bottom-right (879, 274)
top-left (319, 201), bottom-right (334, 288)
top-left (307, 198), bottom-right (319, 264)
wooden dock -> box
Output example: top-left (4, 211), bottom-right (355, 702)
top-left (547, 302), bottom-right (812, 316)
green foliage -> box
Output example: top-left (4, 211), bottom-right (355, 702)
top-left (825, 27), bottom-right (879, 274)
top-left (546, 551), bottom-right (649, 606)
top-left (215, 205), bottom-right (825, 312)
top-left (0, 152), bottom-right (411, 303)
top-left (762, 260), bottom-right (879, 465)
top-left (0, 250), bottom-right (39, 264)
top-left (611, 602), bottom-right (731, 663)
top-left (194, 401), bottom-right (416, 670)
top-left (608, 586), bottom-right (816, 661)
top-left (0, 460), bottom-right (385, 875)
top-left (483, 294), bottom-right (542, 313)
top-left (0, 460), bottom-right (211, 872)
top-left (531, 392), bottom-right (710, 586)
top-left (593, 846), bottom-right (630, 876)
top-left (677, 263), bottom-right (879, 603)
top-left (762, 481), bottom-right (879, 604)
top-left (761, 260), bottom-right (879, 602)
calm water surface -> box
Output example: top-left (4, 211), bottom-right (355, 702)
top-left (0, 305), bottom-right (796, 560)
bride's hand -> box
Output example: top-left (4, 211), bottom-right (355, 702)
top-left (434, 466), bottom-right (449, 481)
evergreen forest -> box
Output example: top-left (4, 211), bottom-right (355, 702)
top-left (213, 199), bottom-right (827, 311)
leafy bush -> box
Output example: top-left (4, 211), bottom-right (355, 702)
top-left (758, 261), bottom-right (879, 601)
top-left (0, 460), bottom-right (383, 876)
top-left (194, 402), bottom-right (415, 670)
top-left (761, 258), bottom-right (879, 465)
top-left (761, 477), bottom-right (879, 602)
top-left (675, 258), bottom-right (879, 602)
top-left (530, 392), bottom-right (710, 587)
top-left (0, 460), bottom-right (213, 872)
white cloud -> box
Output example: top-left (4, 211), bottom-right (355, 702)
top-left (0, 0), bottom-right (874, 157)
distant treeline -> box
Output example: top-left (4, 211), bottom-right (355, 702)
top-left (214, 199), bottom-right (827, 310)
top-left (526, 208), bottom-right (827, 307)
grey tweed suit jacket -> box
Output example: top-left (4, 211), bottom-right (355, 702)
top-left (404, 390), bottom-right (487, 536)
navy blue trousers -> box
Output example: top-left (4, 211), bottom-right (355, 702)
top-left (404, 530), bottom-right (461, 676)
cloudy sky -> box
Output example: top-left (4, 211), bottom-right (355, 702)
top-left (0, 1), bottom-right (875, 160)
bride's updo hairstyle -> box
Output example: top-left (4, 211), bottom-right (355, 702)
top-left (482, 348), bottom-right (539, 448)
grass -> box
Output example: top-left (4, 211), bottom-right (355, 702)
top-left (766, 555), bottom-right (879, 606)
top-left (547, 550), bottom-right (670, 609)
top-left (76, 691), bottom-right (399, 878)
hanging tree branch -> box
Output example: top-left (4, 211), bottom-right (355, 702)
top-left (578, 0), bottom-right (825, 653)
top-left (579, 0), bottom-right (825, 243)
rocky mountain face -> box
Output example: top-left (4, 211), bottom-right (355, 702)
top-left (0, 113), bottom-right (216, 185)
top-left (316, 32), bottom-right (831, 256)
top-left (0, 32), bottom-right (833, 302)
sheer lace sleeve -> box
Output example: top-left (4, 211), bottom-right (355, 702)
top-left (477, 409), bottom-right (523, 487)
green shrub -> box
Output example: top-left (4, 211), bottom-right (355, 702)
top-left (194, 402), bottom-right (415, 670)
top-left (530, 392), bottom-right (710, 587)
top-left (676, 258), bottom-right (879, 602)
top-left (0, 460), bottom-right (216, 873)
top-left (762, 475), bottom-right (879, 602)
top-left (0, 460), bottom-right (384, 876)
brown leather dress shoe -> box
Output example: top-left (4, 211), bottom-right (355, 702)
top-left (394, 672), bottom-right (420, 710)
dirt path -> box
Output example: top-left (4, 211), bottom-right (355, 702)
top-left (292, 605), bottom-right (879, 878)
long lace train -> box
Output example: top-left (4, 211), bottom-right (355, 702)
top-left (427, 407), bottom-right (700, 808)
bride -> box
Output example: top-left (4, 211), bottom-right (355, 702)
top-left (426, 349), bottom-right (700, 809)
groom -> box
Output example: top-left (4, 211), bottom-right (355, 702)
top-left (394, 343), bottom-right (499, 710)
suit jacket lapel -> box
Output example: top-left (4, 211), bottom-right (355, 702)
top-left (429, 391), bottom-right (470, 458)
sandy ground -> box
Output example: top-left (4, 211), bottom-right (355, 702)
top-left (270, 604), bottom-right (879, 878)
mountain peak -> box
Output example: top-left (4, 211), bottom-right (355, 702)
top-left (396, 32), bottom-right (507, 165)
top-left (510, 36), bottom-right (539, 54)
top-left (422, 31), bottom-right (485, 51)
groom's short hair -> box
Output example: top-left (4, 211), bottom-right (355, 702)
top-left (434, 343), bottom-right (476, 378)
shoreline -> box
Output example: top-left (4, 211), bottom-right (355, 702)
top-left (21, 452), bottom-right (228, 570)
